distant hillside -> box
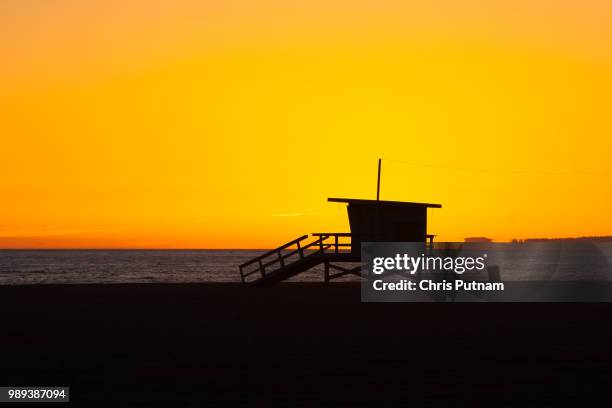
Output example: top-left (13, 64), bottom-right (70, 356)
top-left (464, 237), bottom-right (493, 242)
top-left (514, 236), bottom-right (612, 243)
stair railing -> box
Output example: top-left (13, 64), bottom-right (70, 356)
top-left (238, 233), bottom-right (352, 283)
top-left (311, 233), bottom-right (353, 254)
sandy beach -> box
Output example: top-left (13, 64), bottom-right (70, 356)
top-left (1, 283), bottom-right (611, 406)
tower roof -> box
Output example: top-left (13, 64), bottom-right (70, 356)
top-left (328, 197), bottom-right (441, 208)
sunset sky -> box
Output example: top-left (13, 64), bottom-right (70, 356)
top-left (1, 0), bottom-right (612, 248)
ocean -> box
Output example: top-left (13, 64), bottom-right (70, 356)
top-left (1, 242), bottom-right (612, 284)
top-left (0, 250), bottom-right (335, 284)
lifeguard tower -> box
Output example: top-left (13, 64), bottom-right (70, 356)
top-left (239, 197), bottom-right (441, 285)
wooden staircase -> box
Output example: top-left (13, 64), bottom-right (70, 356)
top-left (239, 233), bottom-right (360, 285)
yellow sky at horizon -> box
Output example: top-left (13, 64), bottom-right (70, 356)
top-left (1, 0), bottom-right (612, 248)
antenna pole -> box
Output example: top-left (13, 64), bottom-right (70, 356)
top-left (376, 158), bottom-right (381, 201)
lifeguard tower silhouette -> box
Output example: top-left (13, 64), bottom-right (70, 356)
top-left (239, 161), bottom-right (441, 285)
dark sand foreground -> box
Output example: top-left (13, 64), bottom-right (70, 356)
top-left (1, 283), bottom-right (611, 406)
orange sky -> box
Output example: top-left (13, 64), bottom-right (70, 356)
top-left (1, 0), bottom-right (612, 248)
